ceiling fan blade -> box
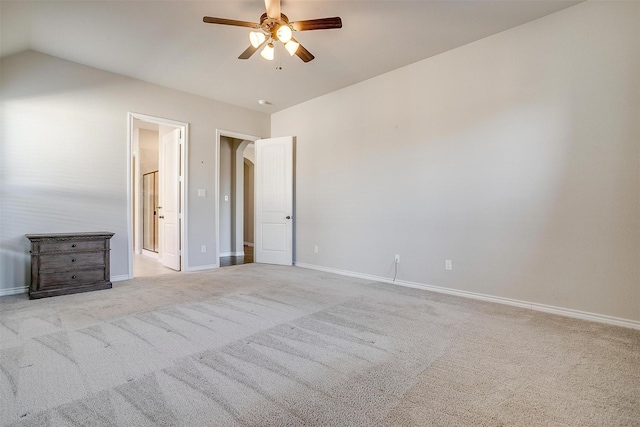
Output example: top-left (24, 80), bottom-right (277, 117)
top-left (291, 17), bottom-right (342, 32)
top-left (203, 16), bottom-right (259, 29)
top-left (293, 40), bottom-right (315, 63)
top-left (238, 45), bottom-right (258, 60)
top-left (264, 0), bottom-right (281, 19)
top-left (238, 40), bottom-right (267, 60)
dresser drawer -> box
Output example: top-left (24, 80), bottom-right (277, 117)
top-left (39, 268), bottom-right (106, 289)
top-left (39, 251), bottom-right (105, 271)
top-left (39, 239), bottom-right (106, 253)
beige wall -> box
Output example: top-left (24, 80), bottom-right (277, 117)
top-left (139, 129), bottom-right (159, 175)
top-left (272, 1), bottom-right (640, 322)
top-left (0, 51), bottom-right (270, 291)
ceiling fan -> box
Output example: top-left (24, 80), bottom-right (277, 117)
top-left (203, 0), bottom-right (342, 63)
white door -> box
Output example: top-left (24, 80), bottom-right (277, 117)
top-left (255, 136), bottom-right (294, 265)
top-left (158, 128), bottom-right (181, 270)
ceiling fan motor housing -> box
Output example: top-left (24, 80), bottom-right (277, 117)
top-left (259, 13), bottom-right (292, 42)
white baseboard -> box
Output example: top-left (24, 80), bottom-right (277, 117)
top-left (111, 275), bottom-right (130, 282)
top-left (294, 262), bottom-right (640, 331)
top-left (244, 242), bottom-right (254, 247)
top-left (184, 264), bottom-right (218, 272)
top-left (141, 250), bottom-right (158, 259)
top-left (0, 286), bottom-right (28, 296)
top-left (220, 252), bottom-right (244, 257)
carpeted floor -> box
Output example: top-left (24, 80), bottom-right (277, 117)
top-left (1, 264), bottom-right (638, 426)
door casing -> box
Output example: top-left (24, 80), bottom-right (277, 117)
top-left (127, 112), bottom-right (188, 278)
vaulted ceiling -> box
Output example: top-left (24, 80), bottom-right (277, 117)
top-left (0, 1), bottom-right (582, 113)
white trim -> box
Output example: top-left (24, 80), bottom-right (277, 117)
top-left (184, 264), bottom-right (218, 272)
top-left (126, 115), bottom-right (134, 279)
top-left (111, 275), bottom-right (130, 282)
top-left (215, 129), bottom-right (261, 266)
top-left (127, 113), bottom-right (189, 279)
top-left (141, 249), bottom-right (158, 259)
top-left (294, 262), bottom-right (640, 331)
top-left (0, 286), bottom-right (28, 296)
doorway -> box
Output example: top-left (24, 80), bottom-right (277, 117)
top-left (128, 113), bottom-right (188, 278)
top-left (219, 151), bottom-right (255, 267)
top-left (216, 130), bottom-right (260, 267)
top-left (216, 132), bottom-right (295, 267)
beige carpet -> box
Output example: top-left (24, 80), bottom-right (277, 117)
top-left (1, 264), bottom-right (638, 426)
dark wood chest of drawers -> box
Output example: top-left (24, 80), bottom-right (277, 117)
top-left (26, 232), bottom-right (115, 299)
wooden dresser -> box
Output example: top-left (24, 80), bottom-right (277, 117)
top-left (26, 232), bottom-right (115, 299)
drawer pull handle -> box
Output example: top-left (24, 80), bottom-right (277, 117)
top-left (72, 244), bottom-right (77, 248)
top-left (72, 275), bottom-right (77, 279)
top-left (71, 258), bottom-right (76, 262)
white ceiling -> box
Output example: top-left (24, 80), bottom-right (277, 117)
top-left (1, 0), bottom-right (582, 113)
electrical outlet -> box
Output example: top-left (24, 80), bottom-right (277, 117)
top-left (201, 245), bottom-right (206, 253)
top-left (445, 260), bottom-right (452, 270)
top-left (314, 245), bottom-right (319, 253)
top-left (395, 254), bottom-right (400, 263)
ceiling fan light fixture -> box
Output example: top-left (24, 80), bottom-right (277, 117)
top-left (285, 39), bottom-right (300, 56)
top-left (276, 24), bottom-right (292, 43)
top-left (261, 42), bottom-right (275, 60)
top-left (203, 0), bottom-right (343, 63)
top-left (249, 31), bottom-right (266, 48)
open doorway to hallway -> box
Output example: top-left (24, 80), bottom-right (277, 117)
top-left (216, 132), bottom-right (295, 267)
top-left (128, 113), bottom-right (187, 278)
top-left (219, 137), bottom-right (255, 268)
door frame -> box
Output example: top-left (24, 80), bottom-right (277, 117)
top-left (215, 129), bottom-right (260, 266)
top-left (127, 112), bottom-right (189, 278)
